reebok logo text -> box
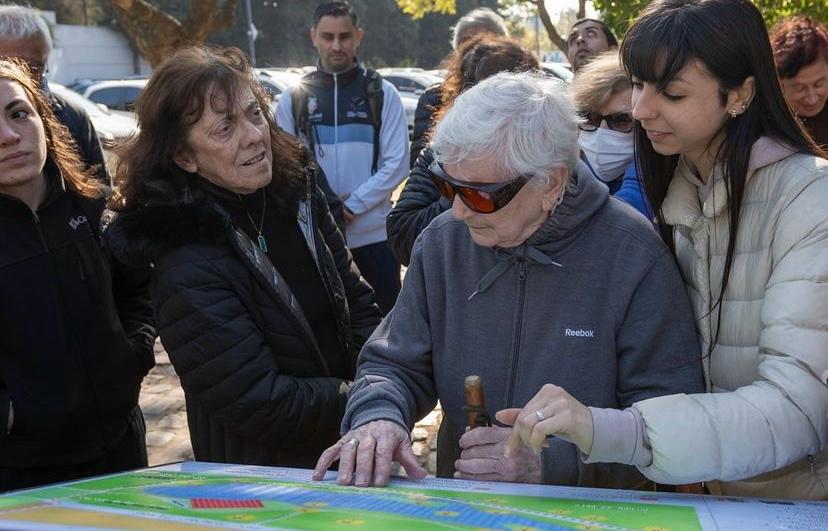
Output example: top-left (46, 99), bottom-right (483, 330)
top-left (565, 328), bottom-right (594, 338)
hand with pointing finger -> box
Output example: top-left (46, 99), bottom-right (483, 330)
top-left (498, 384), bottom-right (594, 459)
top-left (312, 419), bottom-right (427, 487)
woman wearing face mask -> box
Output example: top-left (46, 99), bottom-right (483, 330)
top-left (104, 46), bottom-right (382, 469)
top-left (501, 0), bottom-right (828, 500)
top-left (572, 52), bottom-right (651, 218)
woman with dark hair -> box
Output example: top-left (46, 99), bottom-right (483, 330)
top-left (501, 0), bottom-right (828, 500)
top-left (0, 59), bottom-right (155, 491)
top-left (771, 16), bottom-right (828, 147)
top-left (104, 46), bottom-right (381, 468)
top-left (387, 36), bottom-right (539, 266)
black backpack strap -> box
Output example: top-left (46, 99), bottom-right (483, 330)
top-left (291, 75), bottom-right (315, 158)
top-left (364, 69), bottom-right (384, 175)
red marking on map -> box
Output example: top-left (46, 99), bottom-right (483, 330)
top-left (190, 498), bottom-right (264, 509)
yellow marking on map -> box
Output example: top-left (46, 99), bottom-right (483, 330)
top-left (226, 514), bottom-right (256, 521)
top-left (303, 501), bottom-right (328, 508)
top-left (336, 518), bottom-right (366, 525)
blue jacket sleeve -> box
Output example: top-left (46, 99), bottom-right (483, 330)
top-left (613, 162), bottom-right (653, 219)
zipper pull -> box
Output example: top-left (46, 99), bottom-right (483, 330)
top-left (77, 255), bottom-right (87, 282)
top-left (809, 454), bottom-right (816, 475)
top-left (518, 261), bottom-right (527, 280)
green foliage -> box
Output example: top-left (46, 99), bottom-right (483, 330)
top-left (396, 0), bottom-right (456, 19)
top-left (592, 0), bottom-right (828, 40)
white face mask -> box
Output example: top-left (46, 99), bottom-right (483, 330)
top-left (578, 128), bottom-right (635, 183)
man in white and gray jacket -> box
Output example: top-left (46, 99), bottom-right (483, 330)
top-left (277, 1), bottom-right (409, 314)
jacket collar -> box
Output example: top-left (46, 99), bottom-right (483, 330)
top-left (313, 58), bottom-right (361, 83)
top-left (468, 162), bottom-right (609, 298)
top-left (524, 160), bottom-right (609, 253)
top-left (663, 136), bottom-right (797, 229)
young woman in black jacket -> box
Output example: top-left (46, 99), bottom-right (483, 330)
top-left (0, 60), bottom-right (155, 492)
top-left (104, 46), bottom-right (382, 469)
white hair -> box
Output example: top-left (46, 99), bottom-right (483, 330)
top-left (0, 6), bottom-right (52, 52)
top-left (452, 7), bottom-right (507, 50)
top-left (431, 72), bottom-right (580, 182)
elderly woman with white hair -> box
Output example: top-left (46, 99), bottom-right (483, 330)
top-left (314, 72), bottom-right (704, 488)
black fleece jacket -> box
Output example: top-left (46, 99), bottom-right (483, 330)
top-left (104, 170), bottom-right (381, 468)
top-left (0, 169), bottom-right (155, 468)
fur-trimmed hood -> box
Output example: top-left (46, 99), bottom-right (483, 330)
top-left (103, 202), bottom-right (230, 268)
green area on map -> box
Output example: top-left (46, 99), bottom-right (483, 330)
top-left (0, 470), bottom-right (702, 530)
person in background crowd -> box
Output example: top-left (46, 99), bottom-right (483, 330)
top-left (276, 1), bottom-right (408, 315)
top-left (388, 36), bottom-right (539, 266)
top-left (571, 51), bottom-right (650, 217)
top-left (409, 7), bottom-right (508, 165)
top-left (104, 46), bottom-right (381, 469)
top-left (502, 0), bottom-right (828, 501)
top-left (566, 18), bottom-right (617, 74)
top-left (315, 72), bottom-right (703, 489)
top-left (0, 59), bottom-right (155, 492)
top-left (0, 6), bottom-right (108, 184)
top-left (771, 15), bottom-right (828, 148)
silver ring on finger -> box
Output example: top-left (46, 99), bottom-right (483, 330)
top-left (535, 410), bottom-right (545, 422)
top-left (345, 438), bottom-right (359, 446)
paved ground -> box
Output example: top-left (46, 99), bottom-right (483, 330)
top-left (139, 339), bottom-right (443, 474)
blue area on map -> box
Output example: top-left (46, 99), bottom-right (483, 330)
top-left (145, 483), bottom-right (572, 530)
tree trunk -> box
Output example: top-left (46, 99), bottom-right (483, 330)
top-left (108, 0), bottom-right (239, 67)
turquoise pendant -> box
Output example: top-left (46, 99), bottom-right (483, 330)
top-left (257, 235), bottom-right (268, 253)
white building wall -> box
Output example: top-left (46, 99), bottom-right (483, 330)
top-left (49, 24), bottom-right (151, 85)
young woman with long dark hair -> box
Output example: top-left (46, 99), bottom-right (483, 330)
top-left (500, 0), bottom-right (828, 500)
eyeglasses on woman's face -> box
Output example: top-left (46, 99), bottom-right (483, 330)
top-left (578, 111), bottom-right (634, 133)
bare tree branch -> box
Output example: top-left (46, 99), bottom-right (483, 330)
top-left (528, 0), bottom-right (566, 52)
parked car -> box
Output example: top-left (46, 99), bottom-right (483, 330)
top-left (378, 68), bottom-right (443, 95)
top-left (399, 91), bottom-right (418, 138)
top-left (49, 83), bottom-right (139, 170)
top-left (83, 79), bottom-right (147, 115)
top-left (255, 68), bottom-right (302, 108)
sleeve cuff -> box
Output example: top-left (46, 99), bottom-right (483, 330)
top-left (584, 407), bottom-right (653, 467)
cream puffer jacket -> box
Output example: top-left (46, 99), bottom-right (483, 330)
top-left (633, 138), bottom-right (828, 500)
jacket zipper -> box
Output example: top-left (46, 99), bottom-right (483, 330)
top-left (302, 171), bottom-right (351, 357)
top-left (333, 72), bottom-right (339, 183)
top-left (505, 260), bottom-right (528, 407)
top-left (31, 209), bottom-right (48, 251)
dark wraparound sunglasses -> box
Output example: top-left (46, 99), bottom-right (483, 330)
top-left (428, 159), bottom-right (531, 214)
top-left (578, 111), bottom-right (634, 133)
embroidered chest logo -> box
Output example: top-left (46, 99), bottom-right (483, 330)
top-left (347, 95), bottom-right (369, 119)
top-left (68, 215), bottom-right (88, 230)
top-left (564, 328), bottom-right (595, 338)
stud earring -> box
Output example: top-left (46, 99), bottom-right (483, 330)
top-left (730, 109), bottom-right (738, 118)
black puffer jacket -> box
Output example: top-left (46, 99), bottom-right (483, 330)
top-left (105, 168), bottom-right (381, 468)
top-left (387, 147), bottom-right (450, 266)
top-left (409, 84), bottom-right (442, 166)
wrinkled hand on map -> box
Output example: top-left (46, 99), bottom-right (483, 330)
top-left (313, 419), bottom-right (427, 487)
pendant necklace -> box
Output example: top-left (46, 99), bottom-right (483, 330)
top-left (242, 189), bottom-right (268, 253)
